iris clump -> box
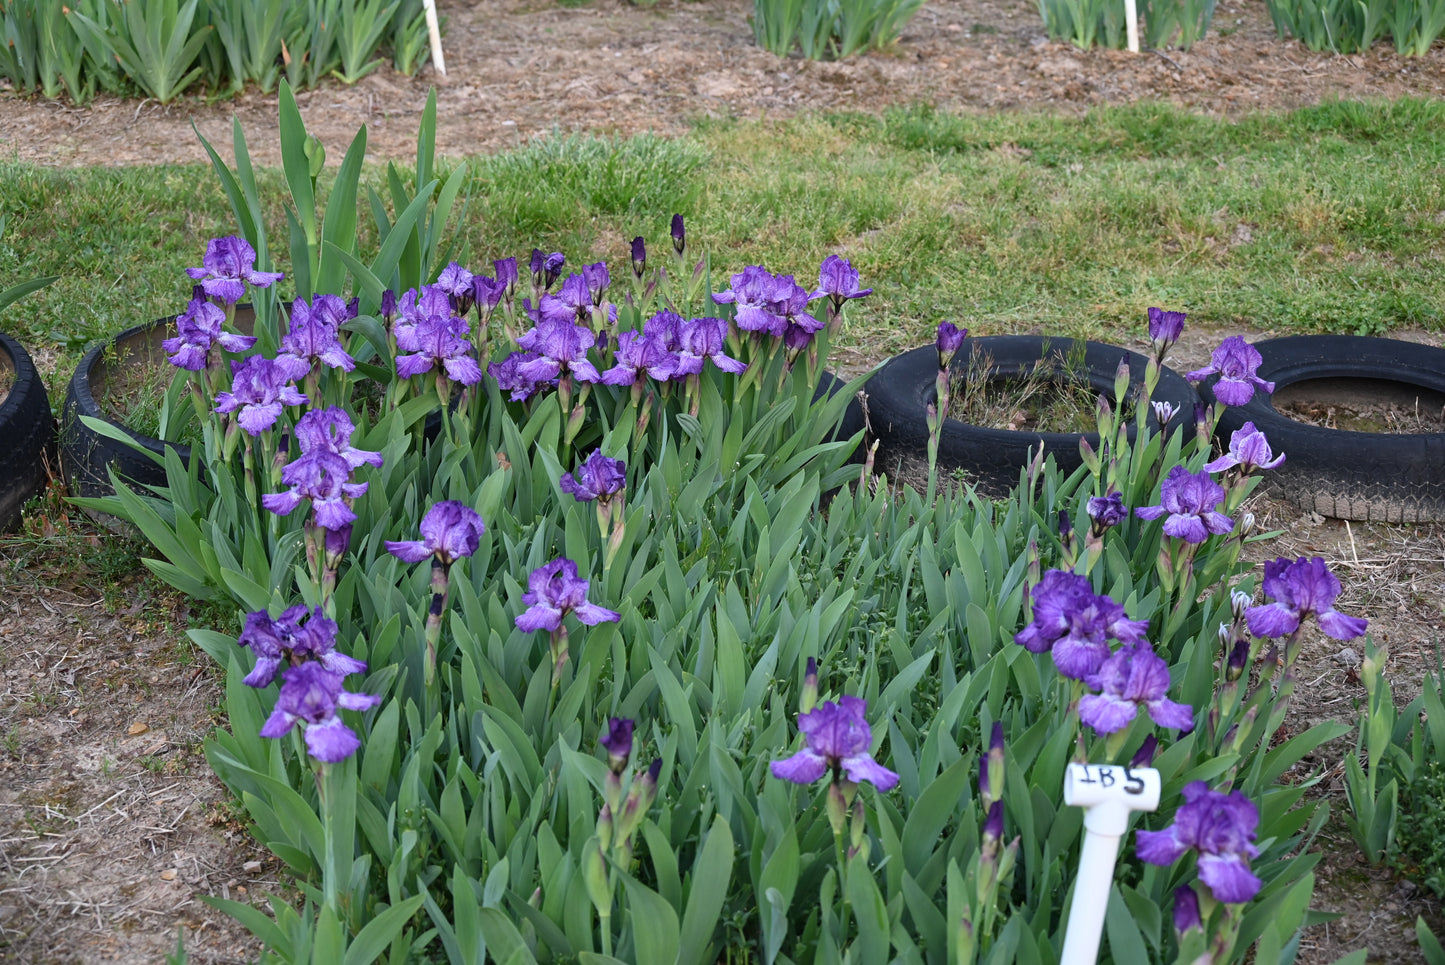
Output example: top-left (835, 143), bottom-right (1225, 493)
top-left (1014, 569), bottom-right (1149, 679)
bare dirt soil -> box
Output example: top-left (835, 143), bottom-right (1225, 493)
top-left (0, 0), bottom-right (1443, 169)
top-left (2, 1), bottom-right (1444, 962)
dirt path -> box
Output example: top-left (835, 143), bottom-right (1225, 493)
top-left (1, 0), bottom-right (1443, 169)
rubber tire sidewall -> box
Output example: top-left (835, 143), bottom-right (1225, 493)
top-left (864, 336), bottom-right (1199, 493)
top-left (0, 331), bottom-right (56, 531)
top-left (61, 317), bottom-right (194, 500)
top-left (1208, 334), bottom-right (1445, 523)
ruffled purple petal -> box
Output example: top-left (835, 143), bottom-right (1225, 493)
top-left (258, 706), bottom-right (296, 739)
top-left (1135, 827), bottom-right (1188, 866)
top-left (1245, 602), bottom-right (1300, 639)
top-left (1052, 636), bottom-right (1111, 681)
top-left (841, 753), bottom-right (900, 791)
top-left (515, 604), bottom-right (563, 633)
top-left (262, 491), bottom-right (304, 516)
top-left (770, 748), bottom-right (828, 785)
top-left (572, 601), bottom-right (621, 626)
top-left (1078, 693), bottom-right (1137, 734)
top-left (1146, 697), bottom-right (1196, 732)
top-left (1317, 609), bottom-right (1369, 640)
top-left (303, 716), bottom-right (362, 763)
top-left (312, 498), bottom-right (358, 530)
top-left (243, 656), bottom-right (283, 689)
top-left (1197, 852), bottom-right (1263, 904)
top-left (1211, 378), bottom-right (1257, 407)
top-left (1162, 514), bottom-right (1209, 544)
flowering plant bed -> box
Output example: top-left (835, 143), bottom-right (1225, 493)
top-left (68, 84), bottom-right (1415, 965)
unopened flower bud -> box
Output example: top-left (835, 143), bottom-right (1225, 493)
top-left (1151, 400), bottom-right (1178, 427)
top-left (1173, 885), bottom-right (1203, 934)
top-left (1238, 511), bottom-right (1256, 539)
top-left (801, 657), bottom-right (818, 715)
top-left (1231, 589), bottom-right (1251, 620)
top-left (1130, 734), bottom-right (1159, 769)
top-left (670, 214), bottom-right (686, 257)
top-left (631, 236), bottom-right (647, 279)
top-left (1227, 639), bottom-right (1249, 681)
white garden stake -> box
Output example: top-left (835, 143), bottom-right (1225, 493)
top-left (423, 0), bottom-right (446, 77)
top-left (1125, 0), bottom-right (1140, 52)
top-left (1059, 762), bottom-right (1161, 965)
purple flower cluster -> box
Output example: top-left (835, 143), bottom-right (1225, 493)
top-left (263, 407), bottom-right (379, 531)
top-left (391, 284), bottom-right (483, 386)
top-left (277, 294), bottom-right (357, 375)
top-left (598, 310), bottom-right (745, 387)
top-left (712, 266), bottom-right (825, 350)
top-left (238, 605), bottom-right (377, 762)
top-left (1016, 570), bottom-right (1194, 737)
top-left (213, 356), bottom-right (308, 435)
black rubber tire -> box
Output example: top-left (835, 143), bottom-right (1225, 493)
top-left (864, 336), bottom-right (1199, 494)
top-left (1207, 335), bottom-right (1445, 523)
top-left (61, 316), bottom-right (196, 500)
top-left (0, 331), bottom-right (56, 531)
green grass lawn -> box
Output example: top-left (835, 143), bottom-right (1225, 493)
top-left (2, 96), bottom-right (1441, 389)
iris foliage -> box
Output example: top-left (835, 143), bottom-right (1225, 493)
top-left (79, 84), bottom-right (1370, 964)
top-left (0, 0), bottom-right (430, 103)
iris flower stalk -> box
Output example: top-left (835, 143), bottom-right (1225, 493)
top-left (384, 501), bottom-right (486, 695)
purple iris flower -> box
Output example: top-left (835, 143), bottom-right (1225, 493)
top-left (1086, 491), bottom-right (1127, 532)
top-left (258, 662), bottom-right (381, 763)
top-left (1186, 336), bottom-right (1275, 407)
top-left (494, 257), bottom-right (519, 301)
top-left (772, 275), bottom-right (826, 345)
top-left (213, 356), bottom-right (308, 435)
top-left (555, 273), bottom-right (592, 320)
top-left (186, 235), bottom-right (284, 305)
top-left (277, 294), bottom-right (357, 375)
top-left (1147, 307), bottom-right (1186, 353)
top-left (815, 255), bottom-right (872, 312)
top-left (712, 266), bottom-right (786, 336)
top-left (516, 319), bottom-right (601, 383)
top-left (384, 500), bottom-right (486, 565)
top-left (515, 557), bottom-right (620, 633)
top-left (1135, 466), bottom-right (1233, 543)
top-left (599, 330), bottom-right (678, 386)
top-left (530, 250), bottom-right (566, 291)
top-left (583, 262), bottom-right (611, 306)
top-left (600, 717), bottom-right (635, 772)
top-left (437, 261), bottom-right (475, 313)
top-left (674, 316), bottom-right (747, 376)
top-left (262, 449), bottom-right (368, 530)
top-left (671, 214), bottom-right (686, 256)
top-left (1203, 421), bottom-right (1285, 474)
top-left (236, 604), bottom-right (367, 684)
top-left (769, 695), bottom-right (899, 791)
top-left (395, 315), bottom-right (484, 385)
top-left (560, 450), bottom-right (626, 503)
top-left (489, 351), bottom-right (550, 401)
top-left (392, 285), bottom-right (457, 345)
top-left (630, 237), bottom-right (647, 279)
top-left (1245, 556), bottom-right (1368, 640)
top-left (1078, 643), bottom-right (1195, 735)
top-left (472, 275), bottom-right (506, 321)
top-left (1136, 781), bottom-right (1263, 904)
top-left (937, 322), bottom-right (967, 369)
top-left (293, 406), bottom-right (382, 470)
top-left (1015, 570), bottom-right (1149, 680)
top-left (643, 310), bottom-right (683, 351)
top-left (163, 297), bottom-right (257, 370)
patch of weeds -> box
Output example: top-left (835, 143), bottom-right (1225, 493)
top-left (948, 341), bottom-right (1119, 433)
top-left (1392, 757), bottom-right (1445, 899)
